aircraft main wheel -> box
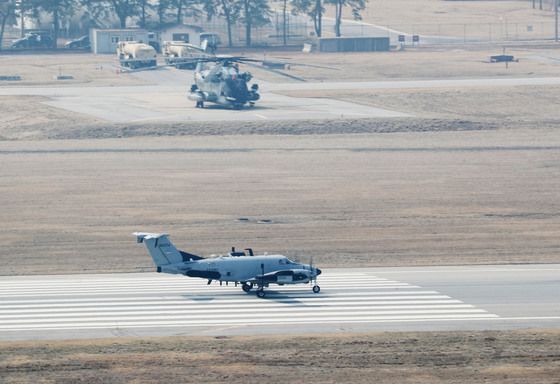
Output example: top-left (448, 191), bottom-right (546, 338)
top-left (196, 101), bottom-right (204, 108)
top-left (312, 285), bottom-right (320, 293)
top-left (242, 282), bottom-right (253, 293)
top-left (257, 289), bottom-right (266, 298)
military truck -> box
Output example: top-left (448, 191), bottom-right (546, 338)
top-left (162, 41), bottom-right (210, 69)
top-left (117, 41), bottom-right (157, 69)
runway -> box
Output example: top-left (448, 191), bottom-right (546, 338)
top-left (1, 265), bottom-right (558, 340)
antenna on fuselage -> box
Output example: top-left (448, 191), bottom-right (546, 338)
top-left (245, 248), bottom-right (254, 256)
top-left (229, 246), bottom-right (246, 257)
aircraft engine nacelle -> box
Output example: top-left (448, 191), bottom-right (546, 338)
top-left (261, 269), bottom-right (312, 285)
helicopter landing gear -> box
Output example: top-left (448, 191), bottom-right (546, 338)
top-left (195, 101), bottom-right (204, 108)
top-left (312, 285), bottom-right (321, 293)
top-left (241, 282), bottom-right (253, 293)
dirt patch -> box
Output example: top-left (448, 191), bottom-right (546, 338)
top-left (250, 47), bottom-right (560, 83)
top-left (0, 96), bottom-right (103, 140)
top-left (278, 86), bottom-right (560, 127)
top-left (0, 53), bottom-right (147, 87)
top-left (1, 330), bottom-right (559, 383)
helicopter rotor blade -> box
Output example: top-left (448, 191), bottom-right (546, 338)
top-left (282, 62), bottom-right (340, 70)
top-left (242, 61), bottom-right (306, 82)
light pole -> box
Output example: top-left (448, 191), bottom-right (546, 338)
top-left (554, 0), bottom-right (558, 42)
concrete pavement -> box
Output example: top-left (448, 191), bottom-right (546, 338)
top-left (0, 265), bottom-right (558, 341)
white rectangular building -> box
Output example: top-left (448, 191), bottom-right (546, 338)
top-left (90, 29), bottom-right (151, 54)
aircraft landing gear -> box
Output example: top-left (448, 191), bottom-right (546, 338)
top-left (196, 101), bottom-right (204, 108)
top-left (241, 282), bottom-right (253, 293)
top-left (256, 288), bottom-right (266, 298)
top-left (312, 285), bottom-right (320, 293)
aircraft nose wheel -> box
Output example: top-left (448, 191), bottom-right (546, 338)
top-left (256, 289), bottom-right (266, 298)
top-left (241, 282), bottom-right (253, 293)
top-left (312, 285), bottom-right (320, 293)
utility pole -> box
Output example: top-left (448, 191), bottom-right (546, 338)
top-left (554, 0), bottom-right (558, 42)
top-left (19, 0), bottom-right (24, 37)
top-left (282, 0), bottom-right (287, 46)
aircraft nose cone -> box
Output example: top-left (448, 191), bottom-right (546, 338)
top-left (315, 268), bottom-right (322, 276)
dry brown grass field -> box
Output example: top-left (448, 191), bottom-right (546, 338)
top-left (1, 330), bottom-right (559, 383)
top-left (1, 129), bottom-right (559, 275)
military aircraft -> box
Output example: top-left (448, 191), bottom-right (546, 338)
top-left (134, 232), bottom-right (321, 298)
top-left (188, 56), bottom-right (262, 110)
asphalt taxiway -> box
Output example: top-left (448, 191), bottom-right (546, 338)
top-left (0, 265), bottom-right (558, 341)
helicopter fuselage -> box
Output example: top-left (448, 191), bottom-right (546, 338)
top-left (188, 61), bottom-right (259, 109)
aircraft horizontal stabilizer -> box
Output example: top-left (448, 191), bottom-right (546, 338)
top-left (133, 232), bottom-right (169, 243)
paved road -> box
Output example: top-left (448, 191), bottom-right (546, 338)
top-left (0, 265), bottom-right (558, 341)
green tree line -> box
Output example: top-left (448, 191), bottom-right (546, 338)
top-left (0, 0), bottom-right (367, 49)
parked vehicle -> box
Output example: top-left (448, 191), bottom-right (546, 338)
top-left (64, 35), bottom-right (90, 50)
top-left (117, 41), bottom-right (157, 69)
top-left (162, 41), bottom-right (211, 69)
top-left (11, 32), bottom-right (54, 49)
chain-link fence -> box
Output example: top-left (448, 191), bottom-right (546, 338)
top-left (336, 21), bottom-right (559, 45)
top-left (191, 13), bottom-right (310, 47)
top-left (191, 13), bottom-right (560, 47)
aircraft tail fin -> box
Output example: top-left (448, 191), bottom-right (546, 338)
top-left (133, 232), bottom-right (204, 267)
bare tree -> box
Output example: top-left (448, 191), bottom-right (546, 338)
top-left (201, 0), bottom-right (239, 47)
top-left (238, 0), bottom-right (270, 46)
top-left (291, 0), bottom-right (324, 37)
top-left (82, 0), bottom-right (140, 28)
top-left (328, 0), bottom-right (366, 37)
top-left (0, 0), bottom-right (17, 50)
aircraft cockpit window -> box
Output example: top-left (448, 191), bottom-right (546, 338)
top-left (279, 259), bottom-right (285, 265)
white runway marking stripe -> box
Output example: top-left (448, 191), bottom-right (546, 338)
top-left (0, 273), bottom-right (371, 284)
top-left (0, 291), bottom-right (443, 304)
top-left (0, 276), bottom-right (389, 287)
top-left (0, 309), bottom-right (492, 326)
top-left (0, 271), bottom-right (499, 334)
top-left (0, 281), bottom-right (411, 292)
top-left (0, 286), bottom-right (422, 297)
top-left (0, 304), bottom-right (476, 318)
top-left (0, 298), bottom-right (463, 311)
